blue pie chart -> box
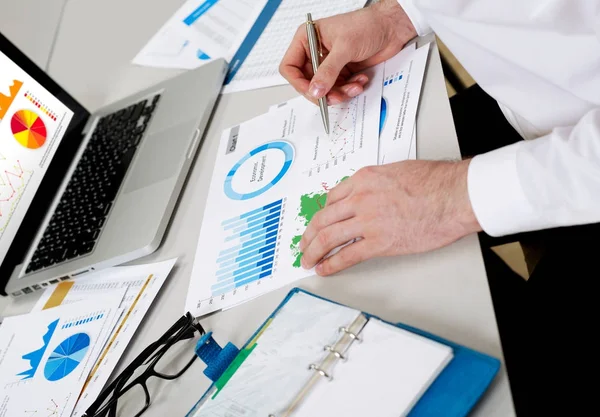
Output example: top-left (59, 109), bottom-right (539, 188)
top-left (379, 97), bottom-right (388, 136)
top-left (224, 141), bottom-right (294, 200)
top-left (44, 333), bottom-right (90, 381)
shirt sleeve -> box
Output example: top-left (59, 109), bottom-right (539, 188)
top-left (468, 108), bottom-right (600, 236)
top-left (396, 0), bottom-right (433, 36)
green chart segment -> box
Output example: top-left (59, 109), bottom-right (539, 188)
top-left (291, 176), bottom-right (350, 268)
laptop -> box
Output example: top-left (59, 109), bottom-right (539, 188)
top-left (0, 33), bottom-right (226, 296)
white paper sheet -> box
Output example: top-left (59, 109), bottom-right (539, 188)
top-left (185, 64), bottom-right (383, 316)
top-left (294, 319), bottom-right (453, 417)
top-left (31, 259), bottom-right (177, 417)
top-left (190, 292), bottom-right (452, 417)
top-left (133, 0), bottom-right (267, 69)
top-left (222, 0), bottom-right (366, 93)
top-left (409, 126), bottom-right (417, 160)
top-left (0, 293), bottom-right (124, 417)
top-left (378, 44), bottom-right (429, 165)
top-left (190, 292), bottom-right (361, 417)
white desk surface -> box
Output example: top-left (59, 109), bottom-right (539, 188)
top-left (2, 1), bottom-right (515, 416)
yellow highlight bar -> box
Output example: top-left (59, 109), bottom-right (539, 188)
top-left (80, 274), bottom-right (154, 394)
top-left (43, 281), bottom-right (75, 309)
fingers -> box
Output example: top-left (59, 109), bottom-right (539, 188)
top-left (301, 218), bottom-right (362, 269)
top-left (308, 47), bottom-right (352, 99)
top-left (280, 27), bottom-right (312, 95)
top-left (325, 178), bottom-right (353, 207)
top-left (300, 201), bottom-right (355, 252)
top-left (315, 238), bottom-right (374, 276)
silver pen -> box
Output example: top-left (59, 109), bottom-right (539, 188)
top-left (305, 13), bottom-right (330, 135)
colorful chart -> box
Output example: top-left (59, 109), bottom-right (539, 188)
top-left (17, 319), bottom-right (59, 380)
top-left (224, 141), bottom-right (294, 201)
top-left (44, 333), bottom-right (90, 381)
top-left (0, 79), bottom-right (23, 120)
top-left (11, 109), bottom-right (48, 149)
top-left (24, 91), bottom-right (57, 121)
top-left (380, 97), bottom-right (388, 136)
top-left (212, 199), bottom-right (284, 296)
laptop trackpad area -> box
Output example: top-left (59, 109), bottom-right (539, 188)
top-left (124, 120), bottom-right (196, 193)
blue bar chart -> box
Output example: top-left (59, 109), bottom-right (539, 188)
top-left (211, 199), bottom-right (284, 296)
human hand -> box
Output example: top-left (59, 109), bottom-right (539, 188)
top-left (299, 160), bottom-right (482, 276)
top-left (279, 0), bottom-right (417, 105)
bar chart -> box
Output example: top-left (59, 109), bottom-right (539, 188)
top-left (211, 199), bottom-right (284, 296)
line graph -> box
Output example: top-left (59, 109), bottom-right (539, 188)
top-left (327, 97), bottom-right (358, 159)
top-left (305, 97), bottom-right (359, 177)
top-left (23, 398), bottom-right (63, 417)
top-left (0, 153), bottom-right (34, 237)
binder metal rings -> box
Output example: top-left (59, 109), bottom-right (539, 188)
top-left (308, 363), bottom-right (332, 381)
top-left (324, 345), bottom-right (346, 361)
top-left (339, 326), bottom-right (361, 342)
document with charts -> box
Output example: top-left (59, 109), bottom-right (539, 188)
top-left (0, 294), bottom-right (123, 417)
top-left (378, 43), bottom-right (429, 164)
top-left (185, 64), bottom-right (383, 316)
top-left (222, 0), bottom-right (366, 93)
top-left (134, 0), bottom-right (268, 69)
top-left (30, 259), bottom-right (177, 417)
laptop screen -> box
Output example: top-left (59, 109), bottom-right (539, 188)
top-left (0, 51), bottom-right (75, 267)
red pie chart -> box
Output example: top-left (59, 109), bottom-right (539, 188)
top-left (11, 109), bottom-right (47, 149)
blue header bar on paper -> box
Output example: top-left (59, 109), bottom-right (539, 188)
top-left (225, 0), bottom-right (282, 84)
top-left (183, 0), bottom-right (220, 26)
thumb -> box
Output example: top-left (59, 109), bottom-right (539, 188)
top-left (308, 48), bottom-right (351, 99)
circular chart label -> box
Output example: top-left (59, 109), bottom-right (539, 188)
top-left (224, 141), bottom-right (294, 200)
top-left (44, 333), bottom-right (90, 381)
top-left (11, 109), bottom-right (47, 149)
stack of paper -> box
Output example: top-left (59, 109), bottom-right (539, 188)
top-left (0, 259), bottom-right (176, 417)
top-left (134, 0), bottom-right (268, 69)
top-left (133, 0), bottom-right (366, 93)
top-left (186, 44), bottom-right (430, 317)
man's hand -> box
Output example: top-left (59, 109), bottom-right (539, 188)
top-left (279, 0), bottom-right (417, 105)
top-left (299, 160), bottom-right (483, 276)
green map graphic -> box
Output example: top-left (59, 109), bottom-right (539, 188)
top-left (291, 176), bottom-right (349, 268)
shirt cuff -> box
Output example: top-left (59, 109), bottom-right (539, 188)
top-left (468, 143), bottom-right (544, 237)
top-left (396, 0), bottom-right (432, 36)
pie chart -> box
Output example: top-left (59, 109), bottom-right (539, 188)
top-left (10, 109), bottom-right (47, 149)
top-left (44, 333), bottom-right (90, 381)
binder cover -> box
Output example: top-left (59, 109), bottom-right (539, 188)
top-left (187, 288), bottom-right (500, 417)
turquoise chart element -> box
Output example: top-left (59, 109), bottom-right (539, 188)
top-left (17, 319), bottom-right (59, 380)
top-left (224, 141), bottom-right (294, 200)
top-left (44, 333), bottom-right (90, 381)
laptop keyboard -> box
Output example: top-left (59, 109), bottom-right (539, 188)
top-left (25, 94), bottom-right (161, 274)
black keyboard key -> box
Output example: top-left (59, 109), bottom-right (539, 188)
top-left (131, 101), bottom-right (146, 120)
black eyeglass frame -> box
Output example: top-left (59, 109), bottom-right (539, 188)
top-left (83, 313), bottom-right (205, 417)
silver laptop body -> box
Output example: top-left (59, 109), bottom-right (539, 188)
top-left (6, 59), bottom-right (227, 296)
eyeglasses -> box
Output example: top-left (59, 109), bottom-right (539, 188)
top-left (83, 313), bottom-right (205, 417)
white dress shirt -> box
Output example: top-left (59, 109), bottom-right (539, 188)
top-left (398, 0), bottom-right (600, 236)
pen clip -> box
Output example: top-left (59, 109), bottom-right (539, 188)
top-left (306, 14), bottom-right (324, 61)
top-left (315, 23), bottom-right (324, 60)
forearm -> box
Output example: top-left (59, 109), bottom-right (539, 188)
top-left (410, 159), bottom-right (481, 241)
top-left (374, 0), bottom-right (418, 45)
top-left (469, 108), bottom-right (600, 236)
